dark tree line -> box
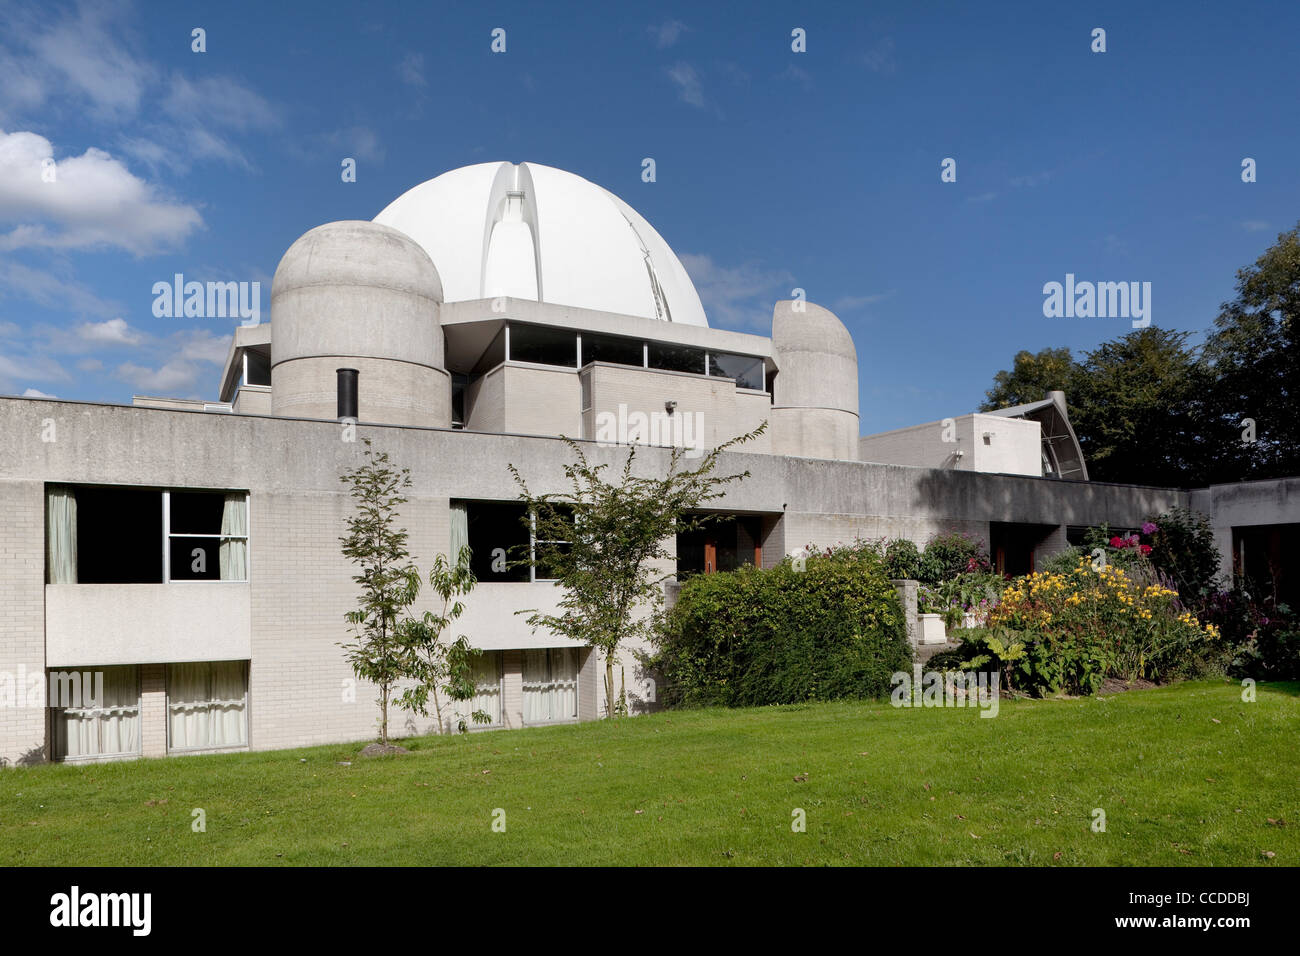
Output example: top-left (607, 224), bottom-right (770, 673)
top-left (981, 222), bottom-right (1300, 487)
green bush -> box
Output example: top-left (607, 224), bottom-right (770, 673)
top-left (883, 538), bottom-right (922, 580)
top-left (919, 531), bottom-right (991, 585)
top-left (651, 550), bottom-right (911, 708)
top-left (1146, 507), bottom-right (1222, 605)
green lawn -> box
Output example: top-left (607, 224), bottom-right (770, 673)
top-left (3, 679), bottom-right (1297, 866)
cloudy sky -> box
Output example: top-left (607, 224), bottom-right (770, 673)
top-left (1, 0), bottom-right (1296, 433)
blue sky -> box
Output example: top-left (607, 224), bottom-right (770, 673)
top-left (1, 0), bottom-right (1296, 434)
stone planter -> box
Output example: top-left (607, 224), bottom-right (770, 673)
top-left (918, 613), bottom-right (947, 645)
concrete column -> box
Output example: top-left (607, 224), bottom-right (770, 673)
top-left (578, 647), bottom-right (599, 721)
top-left (140, 663), bottom-right (167, 757)
top-left (890, 579), bottom-right (919, 648)
top-left (501, 649), bottom-right (523, 729)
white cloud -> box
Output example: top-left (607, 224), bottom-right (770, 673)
top-left (0, 130), bottom-right (203, 253)
top-left (666, 62), bottom-right (706, 109)
top-left (76, 357), bottom-right (102, 372)
top-left (114, 358), bottom-right (202, 395)
top-left (649, 20), bottom-right (688, 49)
top-left (777, 64), bottom-right (813, 91)
top-left (0, 0), bottom-right (155, 123)
top-left (76, 317), bottom-right (141, 346)
top-left (1241, 220), bottom-right (1271, 232)
top-left (679, 253), bottom-right (794, 329)
top-left (21, 387), bottom-right (56, 397)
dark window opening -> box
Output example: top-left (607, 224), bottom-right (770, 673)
top-left (75, 487), bottom-right (163, 583)
top-left (707, 352), bottom-right (765, 391)
top-left (244, 350), bottom-right (271, 386)
top-left (451, 372), bottom-right (468, 428)
top-left (509, 323), bottom-right (577, 368)
top-left (676, 515), bottom-right (763, 577)
top-left (1233, 524), bottom-right (1300, 608)
top-left (648, 342), bottom-right (705, 375)
top-left (581, 332), bottom-right (643, 368)
top-left (465, 501), bottom-right (531, 582)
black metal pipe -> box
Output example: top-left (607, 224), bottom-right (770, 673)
top-left (336, 368), bottom-right (358, 420)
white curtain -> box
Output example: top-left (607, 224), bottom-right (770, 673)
top-left (46, 486), bottom-right (78, 584)
top-left (168, 661), bottom-right (248, 750)
top-left (219, 494), bottom-right (248, 581)
top-left (522, 648), bottom-right (578, 723)
top-left (55, 666), bottom-right (139, 759)
top-left (452, 651), bottom-right (501, 727)
top-left (449, 502), bottom-right (469, 567)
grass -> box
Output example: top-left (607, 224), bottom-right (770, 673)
top-left (2, 679), bottom-right (1297, 866)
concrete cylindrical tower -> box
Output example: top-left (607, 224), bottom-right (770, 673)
top-left (270, 220), bottom-right (449, 427)
top-left (770, 299), bottom-right (859, 460)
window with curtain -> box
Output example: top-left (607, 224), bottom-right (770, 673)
top-left (449, 501), bottom-right (469, 569)
top-left (167, 660), bottom-right (249, 751)
top-left (45, 485), bottom-right (78, 584)
top-left (522, 647), bottom-right (578, 724)
top-left (53, 665), bottom-right (140, 760)
top-left (450, 650), bottom-right (502, 728)
top-left (168, 491), bottom-right (248, 581)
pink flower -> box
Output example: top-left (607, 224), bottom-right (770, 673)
top-left (1109, 536), bottom-right (1124, 548)
top-left (1141, 522), bottom-right (1158, 535)
top-left (1139, 544), bottom-right (1152, 555)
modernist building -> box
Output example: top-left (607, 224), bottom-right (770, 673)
top-left (2, 161), bottom-right (1297, 766)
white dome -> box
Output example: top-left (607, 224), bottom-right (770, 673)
top-left (374, 162), bottom-right (708, 327)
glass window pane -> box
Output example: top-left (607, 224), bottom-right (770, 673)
top-left (53, 665), bottom-right (141, 759)
top-left (466, 502), bottom-right (530, 582)
top-left (245, 350), bottom-right (271, 386)
top-left (581, 333), bottom-right (643, 368)
top-left (170, 537), bottom-right (221, 580)
top-left (74, 486), bottom-right (163, 584)
top-left (170, 491), bottom-right (225, 534)
top-left (648, 342), bottom-right (704, 374)
top-left (509, 324), bottom-right (577, 367)
top-left (708, 352), bottom-right (765, 390)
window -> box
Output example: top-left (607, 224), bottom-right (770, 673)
top-left (707, 352), bottom-right (765, 391)
top-left (167, 661), bottom-right (249, 751)
top-left (45, 485), bottom-right (248, 584)
top-left (648, 342), bottom-right (705, 375)
top-left (460, 500), bottom-right (571, 583)
top-left (243, 350), bottom-right (271, 387)
top-left (463, 501), bottom-right (530, 582)
top-left (52, 665), bottom-right (141, 760)
top-left (580, 332), bottom-right (644, 368)
top-left (451, 651), bottom-right (502, 728)
top-left (166, 492), bottom-right (248, 581)
top-left (532, 505), bottom-right (573, 583)
top-left (522, 648), bottom-right (578, 723)
top-left (508, 323), bottom-right (577, 367)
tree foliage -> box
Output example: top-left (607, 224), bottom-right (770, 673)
top-left (510, 426), bottom-right (765, 718)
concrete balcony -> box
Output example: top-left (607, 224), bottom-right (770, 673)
top-left (45, 583), bottom-right (251, 668)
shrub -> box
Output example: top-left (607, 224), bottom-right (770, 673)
top-left (883, 538), bottom-right (922, 580)
top-left (919, 531), bottom-right (991, 584)
top-left (652, 550), bottom-right (911, 708)
top-left (982, 557), bottom-right (1223, 694)
top-left (1145, 507), bottom-right (1222, 606)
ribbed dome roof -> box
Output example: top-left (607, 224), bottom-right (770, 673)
top-left (373, 162), bottom-right (708, 327)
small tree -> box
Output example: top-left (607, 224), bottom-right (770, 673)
top-left (510, 426), bottom-right (764, 718)
top-left (395, 548), bottom-right (492, 733)
top-left (339, 439), bottom-right (422, 747)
